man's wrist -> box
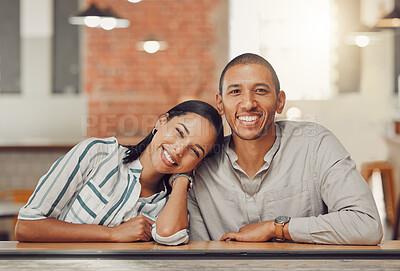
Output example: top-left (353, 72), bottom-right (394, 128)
top-left (274, 216), bottom-right (291, 241)
top-left (283, 222), bottom-right (291, 240)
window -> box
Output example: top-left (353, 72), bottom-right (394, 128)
top-left (0, 0), bottom-right (20, 94)
top-left (53, 0), bottom-right (80, 94)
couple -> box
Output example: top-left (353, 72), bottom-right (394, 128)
top-left (16, 53), bottom-right (383, 245)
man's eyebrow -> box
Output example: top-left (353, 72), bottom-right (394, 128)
top-left (227, 83), bottom-right (271, 89)
top-left (227, 84), bottom-right (241, 89)
top-left (196, 144), bottom-right (205, 156)
top-left (178, 123), bottom-right (190, 135)
top-left (255, 83), bottom-right (271, 89)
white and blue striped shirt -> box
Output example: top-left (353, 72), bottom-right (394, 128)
top-left (18, 137), bottom-right (188, 245)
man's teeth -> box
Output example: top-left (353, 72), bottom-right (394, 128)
top-left (164, 149), bottom-right (175, 164)
top-left (238, 116), bottom-right (260, 122)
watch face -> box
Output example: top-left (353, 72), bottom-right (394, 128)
top-left (275, 216), bottom-right (291, 223)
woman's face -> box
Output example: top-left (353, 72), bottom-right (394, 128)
top-left (146, 113), bottom-right (217, 174)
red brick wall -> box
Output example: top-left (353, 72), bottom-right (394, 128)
top-left (84, 0), bottom-right (228, 144)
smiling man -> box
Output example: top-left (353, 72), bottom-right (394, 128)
top-left (187, 53), bottom-right (383, 245)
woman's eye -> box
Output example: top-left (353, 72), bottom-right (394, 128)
top-left (191, 148), bottom-right (200, 158)
top-left (176, 128), bottom-right (184, 138)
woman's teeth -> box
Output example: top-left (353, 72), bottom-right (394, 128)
top-left (238, 116), bottom-right (260, 122)
top-left (164, 149), bottom-right (175, 164)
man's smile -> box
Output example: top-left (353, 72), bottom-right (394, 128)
top-left (236, 113), bottom-right (263, 126)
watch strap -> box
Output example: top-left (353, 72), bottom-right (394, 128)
top-left (274, 222), bottom-right (285, 241)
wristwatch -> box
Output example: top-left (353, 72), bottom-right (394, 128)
top-left (169, 173), bottom-right (193, 191)
top-left (274, 216), bottom-right (291, 241)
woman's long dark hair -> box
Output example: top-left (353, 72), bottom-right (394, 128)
top-left (123, 100), bottom-right (224, 165)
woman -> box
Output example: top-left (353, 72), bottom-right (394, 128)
top-left (15, 100), bottom-right (223, 245)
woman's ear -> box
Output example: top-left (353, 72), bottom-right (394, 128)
top-left (154, 113), bottom-right (169, 130)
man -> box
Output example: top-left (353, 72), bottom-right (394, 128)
top-left (187, 53), bottom-right (383, 245)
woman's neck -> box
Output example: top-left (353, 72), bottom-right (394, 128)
top-left (138, 148), bottom-right (164, 196)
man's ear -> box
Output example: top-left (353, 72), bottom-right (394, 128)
top-left (154, 113), bottom-right (169, 130)
top-left (276, 90), bottom-right (286, 114)
top-left (216, 93), bottom-right (224, 116)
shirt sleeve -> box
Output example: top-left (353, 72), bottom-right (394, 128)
top-left (18, 138), bottom-right (113, 221)
top-left (288, 129), bottom-right (383, 245)
top-left (187, 188), bottom-right (211, 241)
top-left (151, 223), bottom-right (189, 246)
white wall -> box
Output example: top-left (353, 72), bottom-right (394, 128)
top-left (230, 0), bottom-right (398, 168)
top-left (281, 0), bottom-right (398, 168)
top-left (284, 30), bottom-right (396, 168)
top-left (0, 0), bottom-right (86, 145)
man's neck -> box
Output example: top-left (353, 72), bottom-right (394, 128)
top-left (230, 125), bottom-right (276, 180)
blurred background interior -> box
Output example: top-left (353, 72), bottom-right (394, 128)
top-left (0, 0), bottom-right (400, 241)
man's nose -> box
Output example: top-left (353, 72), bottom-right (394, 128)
top-left (241, 92), bottom-right (257, 110)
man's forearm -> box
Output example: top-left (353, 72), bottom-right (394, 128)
top-left (288, 211), bottom-right (383, 245)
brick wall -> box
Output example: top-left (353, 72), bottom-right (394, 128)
top-left (84, 0), bottom-right (228, 144)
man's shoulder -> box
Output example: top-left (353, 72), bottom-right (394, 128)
top-left (276, 120), bottom-right (347, 156)
top-left (276, 120), bottom-right (331, 139)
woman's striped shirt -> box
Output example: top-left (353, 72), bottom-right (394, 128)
top-left (18, 137), bottom-right (188, 244)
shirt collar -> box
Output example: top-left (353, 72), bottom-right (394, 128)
top-left (129, 158), bottom-right (168, 200)
top-left (129, 157), bottom-right (143, 173)
top-left (224, 123), bottom-right (282, 168)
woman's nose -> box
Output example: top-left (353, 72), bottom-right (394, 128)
top-left (173, 144), bottom-right (186, 157)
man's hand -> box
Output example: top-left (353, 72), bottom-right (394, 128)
top-left (110, 215), bottom-right (155, 242)
top-left (220, 220), bottom-right (276, 242)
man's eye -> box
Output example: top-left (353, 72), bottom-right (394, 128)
top-left (191, 148), bottom-right (200, 158)
top-left (255, 89), bottom-right (267, 93)
top-left (176, 128), bottom-right (184, 138)
top-left (229, 89), bottom-right (240, 94)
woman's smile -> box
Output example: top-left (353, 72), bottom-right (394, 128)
top-left (161, 146), bottom-right (177, 167)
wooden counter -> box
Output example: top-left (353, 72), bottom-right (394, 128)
top-left (0, 241), bottom-right (399, 270)
top-left (0, 240), bottom-right (399, 260)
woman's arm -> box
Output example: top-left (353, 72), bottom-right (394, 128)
top-left (154, 176), bottom-right (189, 237)
top-left (15, 215), bottom-right (154, 242)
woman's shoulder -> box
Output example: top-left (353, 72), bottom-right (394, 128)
top-left (74, 137), bottom-right (120, 154)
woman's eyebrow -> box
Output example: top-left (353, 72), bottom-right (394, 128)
top-left (178, 123), bottom-right (190, 134)
top-left (178, 122), bottom-right (205, 156)
top-left (196, 144), bottom-right (205, 156)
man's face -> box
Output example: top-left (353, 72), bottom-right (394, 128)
top-left (216, 64), bottom-right (285, 141)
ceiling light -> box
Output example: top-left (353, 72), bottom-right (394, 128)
top-left (136, 37), bottom-right (168, 54)
top-left (69, 3), bottom-right (129, 30)
top-left (345, 25), bottom-right (382, 47)
top-left (376, 5), bottom-right (400, 28)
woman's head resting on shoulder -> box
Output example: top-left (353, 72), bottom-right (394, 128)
top-left (123, 100), bottom-right (224, 173)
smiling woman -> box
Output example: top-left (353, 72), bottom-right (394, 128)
top-left (15, 100), bottom-right (224, 245)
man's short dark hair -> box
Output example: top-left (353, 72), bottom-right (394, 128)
top-left (219, 53), bottom-right (280, 96)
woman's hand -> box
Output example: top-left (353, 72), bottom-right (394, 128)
top-left (110, 215), bottom-right (155, 242)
